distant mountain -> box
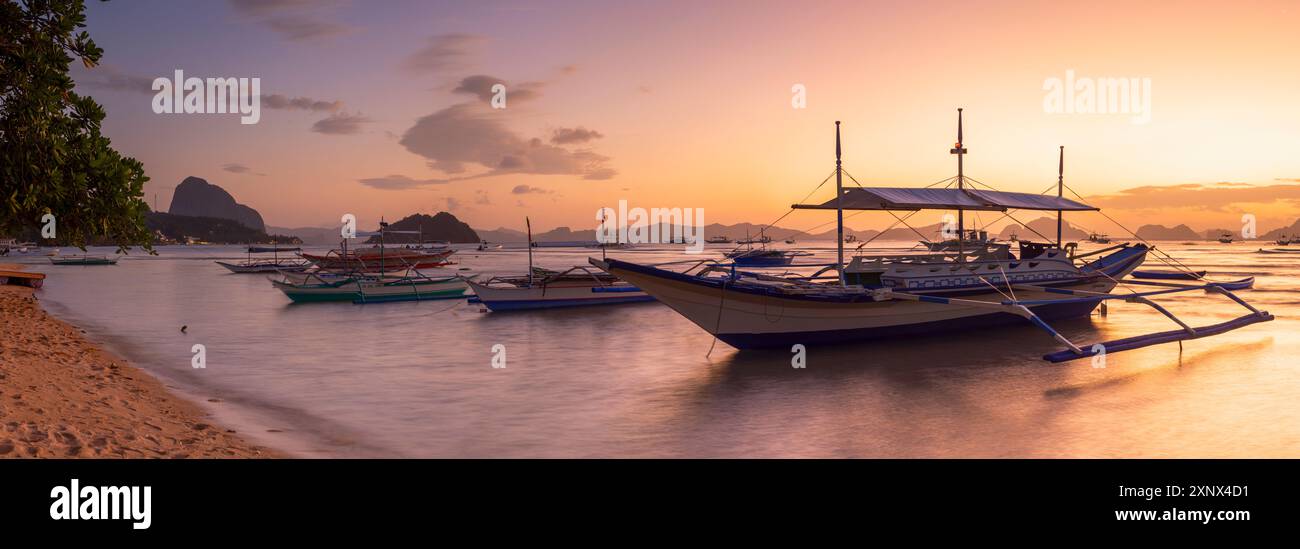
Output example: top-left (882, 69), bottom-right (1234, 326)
top-left (267, 225), bottom-right (340, 246)
top-left (364, 212), bottom-right (479, 244)
top-left (474, 227), bottom-right (527, 242)
top-left (1260, 219), bottom-right (1300, 240)
top-left (1135, 224), bottom-right (1201, 241)
top-left (995, 217), bottom-right (1089, 242)
top-left (147, 212), bottom-right (297, 244)
top-left (168, 176), bottom-right (265, 231)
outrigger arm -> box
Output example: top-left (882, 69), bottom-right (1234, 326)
top-left (881, 278), bottom-right (1273, 363)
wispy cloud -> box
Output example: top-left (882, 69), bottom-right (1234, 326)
top-left (403, 34), bottom-right (484, 73)
top-left (72, 64), bottom-right (154, 94)
top-left (227, 0), bottom-right (352, 41)
top-left (452, 75), bottom-right (543, 104)
top-left (222, 163), bottom-right (265, 176)
top-left (261, 94), bottom-right (344, 112)
top-left (511, 185), bottom-right (551, 195)
top-left (1087, 182), bottom-right (1300, 212)
top-left (311, 112), bottom-right (373, 135)
top-left (358, 174), bottom-right (449, 190)
top-left (550, 127), bottom-right (603, 145)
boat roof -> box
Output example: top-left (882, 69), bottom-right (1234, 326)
top-left (792, 187), bottom-right (1097, 212)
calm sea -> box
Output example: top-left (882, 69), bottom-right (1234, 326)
top-left (13, 241), bottom-right (1300, 457)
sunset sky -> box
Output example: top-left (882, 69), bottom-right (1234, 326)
top-left (74, 0), bottom-right (1300, 234)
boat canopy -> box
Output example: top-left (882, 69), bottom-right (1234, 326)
top-left (792, 187), bottom-right (1097, 212)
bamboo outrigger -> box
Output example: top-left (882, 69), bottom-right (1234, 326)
top-left (591, 111), bottom-right (1273, 362)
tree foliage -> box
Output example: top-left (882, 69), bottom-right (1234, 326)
top-left (0, 0), bottom-right (151, 251)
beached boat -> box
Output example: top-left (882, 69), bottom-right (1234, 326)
top-left (217, 245), bottom-right (311, 273)
top-left (591, 113), bottom-right (1272, 362)
top-left (49, 255), bottom-right (117, 265)
top-left (0, 268), bottom-right (45, 288)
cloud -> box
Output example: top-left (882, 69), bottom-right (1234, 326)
top-left (475, 190), bottom-right (492, 205)
top-left (511, 185), bottom-right (551, 194)
top-left (399, 103), bottom-right (615, 180)
top-left (452, 75), bottom-right (542, 104)
top-left (227, 0), bottom-right (351, 41)
top-left (222, 163), bottom-right (264, 176)
top-left (358, 174), bottom-right (449, 190)
top-left (73, 64), bottom-right (154, 94)
top-left (550, 127), bottom-right (604, 145)
top-left (443, 197), bottom-right (462, 211)
top-left (403, 34), bottom-right (484, 73)
top-left (261, 94), bottom-right (344, 112)
top-left (311, 112), bottom-right (373, 135)
top-left (1086, 182), bottom-right (1300, 212)
top-left (264, 17), bottom-right (349, 40)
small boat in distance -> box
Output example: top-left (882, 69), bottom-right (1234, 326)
top-left (217, 245), bottom-right (311, 273)
top-left (705, 235), bottom-right (733, 244)
top-left (922, 229), bottom-right (997, 252)
top-left (1218, 233), bottom-right (1235, 243)
top-left (49, 255), bottom-right (117, 266)
top-left (1087, 232), bottom-right (1111, 244)
top-left (724, 247), bottom-right (812, 267)
top-left (1275, 235), bottom-right (1291, 246)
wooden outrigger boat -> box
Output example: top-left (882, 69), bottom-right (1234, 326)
top-left (591, 112), bottom-right (1273, 362)
top-left (271, 269), bottom-right (471, 303)
top-left (465, 218), bottom-right (653, 311)
top-left (49, 255), bottom-right (117, 265)
top-left (300, 221), bottom-right (455, 273)
top-left (216, 245), bottom-right (311, 273)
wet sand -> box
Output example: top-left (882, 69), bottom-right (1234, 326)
top-left (0, 266), bottom-right (278, 458)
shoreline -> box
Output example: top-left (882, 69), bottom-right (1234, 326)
top-left (0, 272), bottom-right (282, 458)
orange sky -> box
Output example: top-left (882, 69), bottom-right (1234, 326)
top-left (81, 0), bottom-right (1300, 233)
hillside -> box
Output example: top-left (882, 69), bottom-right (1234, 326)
top-left (147, 212), bottom-right (298, 244)
top-left (1135, 224), bottom-right (1201, 241)
top-left (364, 212), bottom-right (479, 244)
top-left (167, 176), bottom-right (266, 231)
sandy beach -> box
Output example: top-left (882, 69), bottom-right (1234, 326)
top-left (0, 265), bottom-right (277, 458)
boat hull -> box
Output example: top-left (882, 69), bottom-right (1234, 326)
top-left (466, 280), bottom-right (654, 311)
top-left (273, 276), bottom-right (469, 303)
top-left (216, 261), bottom-right (310, 273)
top-left (598, 246), bottom-right (1146, 350)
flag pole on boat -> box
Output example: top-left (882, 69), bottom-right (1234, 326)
top-left (951, 108), bottom-right (967, 263)
top-left (835, 121), bottom-right (846, 286)
top-left (1056, 145), bottom-right (1064, 247)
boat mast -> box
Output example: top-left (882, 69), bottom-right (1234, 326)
top-left (1056, 146), bottom-right (1064, 247)
top-left (526, 217), bottom-right (534, 288)
top-left (950, 108), bottom-right (967, 263)
top-left (835, 121), bottom-right (845, 285)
